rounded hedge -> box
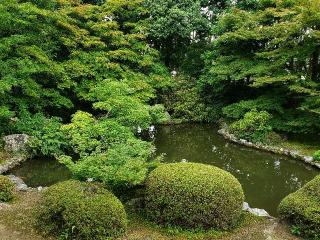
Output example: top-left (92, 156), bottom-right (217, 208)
top-left (145, 163), bottom-right (244, 229)
top-left (278, 175), bottom-right (320, 239)
top-left (0, 175), bottom-right (15, 202)
top-left (35, 180), bottom-right (127, 239)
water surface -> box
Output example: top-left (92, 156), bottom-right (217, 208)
top-left (10, 124), bottom-right (318, 216)
top-left (154, 124), bottom-right (319, 216)
top-left (10, 158), bottom-right (71, 187)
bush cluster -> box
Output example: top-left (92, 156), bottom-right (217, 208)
top-left (0, 175), bottom-right (15, 202)
top-left (230, 109), bottom-right (272, 143)
top-left (278, 175), bottom-right (320, 239)
top-left (145, 163), bottom-right (244, 230)
top-left (35, 180), bottom-right (127, 239)
top-left (313, 150), bottom-right (320, 162)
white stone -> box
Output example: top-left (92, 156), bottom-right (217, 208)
top-left (243, 202), bottom-right (271, 218)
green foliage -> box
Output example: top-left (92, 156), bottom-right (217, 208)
top-left (313, 151), bottom-right (320, 162)
top-left (0, 175), bottom-right (15, 202)
top-left (230, 110), bottom-right (272, 143)
top-left (145, 0), bottom-right (211, 68)
top-left (200, 0), bottom-right (320, 135)
top-left (0, 0), bottom-right (170, 188)
top-left (145, 163), bottom-right (244, 230)
top-left (15, 112), bottom-right (68, 156)
top-left (35, 180), bottom-right (127, 239)
top-left (278, 175), bottom-right (320, 240)
top-left (162, 75), bottom-right (221, 122)
top-left (59, 111), bottom-right (158, 189)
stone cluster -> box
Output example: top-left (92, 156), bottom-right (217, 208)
top-left (218, 128), bottom-right (320, 169)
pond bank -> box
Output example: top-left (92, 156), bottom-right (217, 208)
top-left (0, 154), bottom-right (26, 175)
top-left (218, 127), bottom-right (320, 170)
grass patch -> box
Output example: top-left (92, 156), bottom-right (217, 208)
top-left (124, 209), bottom-right (264, 240)
top-left (279, 137), bottom-right (319, 156)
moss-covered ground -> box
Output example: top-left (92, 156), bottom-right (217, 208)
top-left (0, 191), bottom-right (300, 240)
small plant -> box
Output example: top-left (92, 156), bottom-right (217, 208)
top-left (35, 180), bottom-right (127, 239)
top-left (145, 163), bottom-right (244, 230)
top-left (0, 175), bottom-right (15, 202)
top-left (313, 150), bottom-right (320, 162)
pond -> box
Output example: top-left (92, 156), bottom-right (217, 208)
top-left (154, 124), bottom-right (319, 216)
top-left (10, 124), bottom-right (319, 216)
top-left (10, 158), bottom-right (72, 187)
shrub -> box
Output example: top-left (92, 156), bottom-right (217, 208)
top-left (15, 112), bottom-right (69, 157)
top-left (35, 180), bottom-right (127, 239)
top-left (230, 109), bottom-right (272, 143)
top-left (0, 175), bottom-right (15, 202)
top-left (278, 175), bottom-right (320, 239)
top-left (313, 150), bottom-right (320, 162)
top-left (145, 163), bottom-right (244, 230)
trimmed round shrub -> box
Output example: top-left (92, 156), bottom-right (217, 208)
top-left (278, 175), bottom-right (320, 239)
top-left (145, 163), bottom-right (244, 230)
top-left (0, 175), bottom-right (15, 202)
top-left (35, 180), bottom-right (127, 239)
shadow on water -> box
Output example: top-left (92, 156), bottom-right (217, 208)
top-left (154, 124), bottom-right (319, 216)
top-left (10, 157), bottom-right (72, 188)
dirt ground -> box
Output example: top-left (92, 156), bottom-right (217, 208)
top-left (0, 191), bottom-right (300, 240)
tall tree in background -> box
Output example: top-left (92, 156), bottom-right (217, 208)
top-left (200, 0), bottom-right (320, 134)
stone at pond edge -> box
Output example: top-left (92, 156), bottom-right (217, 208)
top-left (3, 134), bottom-right (30, 153)
top-left (7, 175), bottom-right (29, 191)
top-left (243, 202), bottom-right (272, 218)
top-left (0, 156), bottom-right (25, 175)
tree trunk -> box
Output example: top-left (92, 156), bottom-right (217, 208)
top-left (310, 48), bottom-right (320, 82)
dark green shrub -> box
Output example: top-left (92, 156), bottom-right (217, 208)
top-left (278, 175), bottom-right (320, 239)
top-left (35, 180), bottom-right (127, 239)
top-left (145, 163), bottom-right (244, 230)
top-left (313, 150), bottom-right (320, 162)
top-left (0, 175), bottom-right (15, 202)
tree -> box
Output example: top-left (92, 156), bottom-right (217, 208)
top-left (200, 0), bottom-right (320, 134)
top-left (0, 0), bottom-right (170, 188)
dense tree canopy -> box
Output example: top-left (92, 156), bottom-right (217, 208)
top-left (0, 0), bottom-right (170, 188)
top-left (200, 0), bottom-right (320, 135)
top-left (0, 0), bottom-right (319, 189)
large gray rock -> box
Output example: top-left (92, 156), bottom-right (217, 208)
top-left (3, 134), bottom-right (29, 153)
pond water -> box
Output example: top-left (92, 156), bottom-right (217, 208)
top-left (154, 124), bottom-right (319, 216)
top-left (9, 124), bottom-right (318, 216)
top-left (10, 158), bottom-right (72, 187)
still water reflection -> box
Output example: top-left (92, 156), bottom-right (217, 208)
top-left (154, 124), bottom-right (319, 216)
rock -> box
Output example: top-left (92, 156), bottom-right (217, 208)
top-left (243, 202), bottom-right (250, 211)
top-left (304, 156), bottom-right (313, 163)
top-left (243, 202), bottom-right (271, 218)
top-left (0, 156), bottom-right (25, 175)
top-left (37, 186), bottom-right (48, 192)
top-left (249, 208), bottom-right (271, 217)
top-left (7, 175), bottom-right (28, 191)
top-left (3, 134), bottom-right (29, 153)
